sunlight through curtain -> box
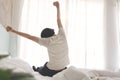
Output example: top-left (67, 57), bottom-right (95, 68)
top-left (67, 0), bottom-right (105, 69)
top-left (19, 0), bottom-right (105, 69)
top-left (116, 0), bottom-right (120, 68)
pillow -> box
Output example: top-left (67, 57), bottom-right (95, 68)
top-left (63, 66), bottom-right (90, 80)
top-left (0, 58), bottom-right (33, 73)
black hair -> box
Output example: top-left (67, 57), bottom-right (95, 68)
top-left (41, 28), bottom-right (55, 38)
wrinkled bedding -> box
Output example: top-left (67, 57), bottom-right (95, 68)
top-left (52, 66), bottom-right (120, 80)
top-left (0, 58), bottom-right (51, 80)
top-left (0, 58), bottom-right (120, 80)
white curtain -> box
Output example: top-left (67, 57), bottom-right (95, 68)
top-left (0, 0), bottom-right (11, 26)
top-left (117, 0), bottom-right (120, 68)
top-left (18, 0), bottom-right (120, 70)
top-left (67, 0), bottom-right (105, 69)
top-left (104, 0), bottom-right (119, 71)
top-left (0, 0), bottom-right (11, 55)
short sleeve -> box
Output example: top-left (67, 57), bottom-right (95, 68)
top-left (58, 27), bottom-right (65, 36)
top-left (38, 38), bottom-right (50, 47)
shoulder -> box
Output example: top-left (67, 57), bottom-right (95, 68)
top-left (58, 27), bottom-right (64, 33)
top-left (58, 27), bottom-right (66, 36)
top-left (38, 38), bottom-right (49, 46)
top-left (38, 36), bottom-right (55, 46)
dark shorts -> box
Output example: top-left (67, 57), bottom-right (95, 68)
top-left (32, 62), bottom-right (67, 77)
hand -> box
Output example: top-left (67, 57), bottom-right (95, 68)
top-left (6, 26), bottom-right (13, 32)
top-left (53, 1), bottom-right (59, 7)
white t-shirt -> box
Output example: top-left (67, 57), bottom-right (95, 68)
top-left (39, 27), bottom-right (70, 70)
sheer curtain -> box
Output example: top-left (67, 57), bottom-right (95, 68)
top-left (18, 0), bottom-right (116, 70)
top-left (18, 0), bottom-right (67, 66)
top-left (117, 0), bottom-right (120, 68)
top-left (67, 0), bottom-right (105, 69)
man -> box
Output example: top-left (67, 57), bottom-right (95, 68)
top-left (6, 1), bottom-right (69, 77)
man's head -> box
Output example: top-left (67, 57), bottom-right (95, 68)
top-left (41, 28), bottom-right (55, 38)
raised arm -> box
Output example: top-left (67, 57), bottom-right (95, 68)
top-left (6, 26), bottom-right (40, 43)
top-left (53, 1), bottom-right (63, 28)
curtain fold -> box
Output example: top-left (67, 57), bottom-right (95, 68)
top-left (116, 0), bottom-right (120, 69)
top-left (0, 0), bottom-right (12, 26)
top-left (104, 0), bottom-right (119, 71)
top-left (8, 0), bottom-right (24, 57)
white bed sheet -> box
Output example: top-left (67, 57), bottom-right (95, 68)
top-left (1, 58), bottom-right (120, 80)
top-left (33, 72), bottom-right (52, 80)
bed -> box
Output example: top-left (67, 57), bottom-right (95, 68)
top-left (0, 57), bottom-right (52, 80)
top-left (0, 58), bottom-right (120, 80)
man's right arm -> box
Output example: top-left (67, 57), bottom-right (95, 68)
top-left (6, 26), bottom-right (40, 43)
top-left (53, 1), bottom-right (63, 28)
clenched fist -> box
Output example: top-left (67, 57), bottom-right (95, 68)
top-left (53, 1), bottom-right (59, 7)
top-left (6, 26), bottom-right (13, 32)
